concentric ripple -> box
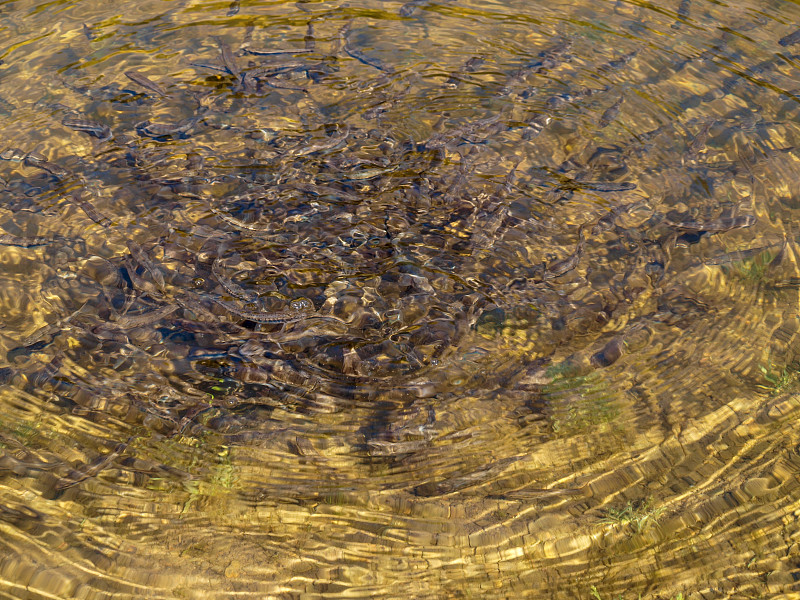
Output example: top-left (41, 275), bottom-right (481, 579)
top-left (1, 0), bottom-right (800, 598)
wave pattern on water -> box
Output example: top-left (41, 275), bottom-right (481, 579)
top-left (1, 0), bottom-right (800, 598)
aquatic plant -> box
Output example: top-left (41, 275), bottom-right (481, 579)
top-left (599, 497), bottom-right (665, 534)
top-left (729, 250), bottom-right (775, 284)
top-left (757, 361), bottom-right (798, 395)
top-left (590, 586), bottom-right (684, 600)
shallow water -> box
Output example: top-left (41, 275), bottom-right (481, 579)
top-left (1, 0), bottom-right (800, 598)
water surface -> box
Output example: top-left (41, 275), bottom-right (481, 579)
top-left (1, 0), bottom-right (800, 598)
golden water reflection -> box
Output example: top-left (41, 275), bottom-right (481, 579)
top-left (1, 0), bottom-right (800, 598)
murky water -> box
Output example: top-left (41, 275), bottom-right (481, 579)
top-left (1, 0), bottom-right (800, 597)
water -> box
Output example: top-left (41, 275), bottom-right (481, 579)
top-left (1, 0), bottom-right (800, 598)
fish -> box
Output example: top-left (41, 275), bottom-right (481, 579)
top-left (261, 78), bottom-right (308, 93)
top-left (668, 215), bottom-right (756, 232)
top-left (704, 243), bottom-right (781, 266)
top-left (242, 24), bottom-right (254, 47)
top-left (520, 114), bottom-right (551, 140)
top-left (68, 192), bottom-right (112, 227)
top-left (766, 238), bottom-right (789, 276)
top-left (542, 226), bottom-right (585, 280)
top-left (248, 62), bottom-right (309, 77)
top-left (0, 234), bottom-right (51, 247)
top-left (54, 441), bottom-right (129, 492)
top-left (82, 23), bottom-right (95, 41)
top-left (597, 51), bottom-right (637, 73)
top-left (190, 62), bottom-right (230, 74)
top-left (685, 119), bottom-right (715, 160)
top-left (502, 38), bottom-right (573, 95)
top-left (113, 304), bottom-right (177, 328)
top-left (345, 166), bottom-right (398, 180)
top-left (444, 56), bottom-right (485, 88)
top-left (0, 94), bottom-right (14, 116)
top-left (304, 21), bottom-right (316, 50)
top-left (342, 23), bottom-right (390, 72)
top-left (124, 71), bottom-right (167, 97)
top-left (128, 241), bottom-right (167, 293)
top-left (62, 117), bottom-right (113, 141)
top-left (399, 0), bottom-right (428, 17)
top-left (591, 336), bottom-right (625, 368)
top-left (424, 113), bottom-right (504, 149)
top-left (287, 126), bottom-right (350, 157)
top-left (598, 96), bottom-right (624, 128)
top-left (135, 118), bottom-right (197, 138)
top-left (672, 0), bottom-right (691, 29)
top-left (779, 29), bottom-right (800, 47)
top-left (23, 152), bottom-right (70, 178)
top-left (213, 297), bottom-right (316, 324)
top-left (212, 257), bottom-right (259, 303)
top-left (210, 206), bottom-right (268, 232)
top-left (242, 47), bottom-right (313, 56)
top-left (575, 180), bottom-right (636, 192)
top-left (0, 148), bottom-right (26, 161)
top-left (215, 37), bottom-right (240, 77)
top-left (227, 0), bottom-right (240, 16)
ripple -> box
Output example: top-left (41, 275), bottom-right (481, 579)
top-left (2, 0), bottom-right (800, 597)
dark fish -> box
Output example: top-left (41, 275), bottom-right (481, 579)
top-left (598, 51), bottom-right (637, 73)
top-left (0, 234), bottom-right (51, 247)
top-left (62, 117), bottom-right (113, 141)
top-left (55, 441), bottom-right (129, 492)
top-left (124, 71), bottom-right (166, 97)
top-left (669, 215), bottom-right (756, 232)
top-left (243, 47), bottom-right (313, 56)
top-left (128, 241), bottom-right (166, 293)
top-left (345, 166), bottom-right (397, 180)
top-left (399, 0), bottom-right (427, 16)
top-left (672, 0), bottom-right (691, 29)
top-left (23, 152), bottom-right (70, 178)
top-left (213, 297), bottom-right (316, 324)
top-left (342, 23), bottom-right (390, 72)
top-left (247, 62), bottom-right (308, 77)
top-left (500, 39), bottom-right (572, 95)
top-left (8, 339), bottom-right (51, 362)
top-left (113, 305), bottom-right (177, 328)
top-left (261, 78), bottom-right (308, 93)
top-left (331, 21), bottom-right (351, 56)
top-left (239, 70), bottom-right (258, 93)
top-left (598, 96), bottom-right (623, 128)
top-left (135, 119), bottom-right (197, 138)
top-left (288, 126), bottom-right (350, 156)
top-left (304, 21), bottom-right (316, 50)
top-left (242, 25), bottom-right (254, 46)
top-left (779, 29), bottom-right (800, 47)
top-left (215, 37), bottom-right (240, 77)
top-left (227, 0), bottom-right (240, 16)
top-left (0, 95), bottom-right (14, 116)
top-left (82, 23), bottom-right (95, 40)
top-left (766, 238), bottom-right (789, 275)
top-left (210, 206), bottom-right (267, 231)
top-left (212, 257), bottom-right (259, 303)
top-left (686, 119), bottom-right (714, 159)
top-left (576, 180), bottom-right (636, 192)
top-left (704, 243), bottom-right (780, 266)
top-left (190, 62), bottom-right (230, 74)
top-left (0, 148), bottom-right (26, 161)
top-left (425, 113), bottom-right (504, 149)
top-left (69, 192), bottom-right (111, 227)
top-left (444, 56), bottom-right (485, 88)
top-left (543, 226), bottom-right (585, 280)
top-left (521, 114), bottom-right (551, 140)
